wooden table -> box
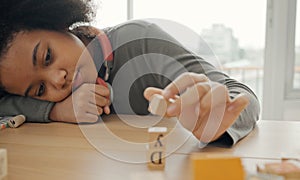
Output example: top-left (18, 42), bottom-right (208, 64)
top-left (0, 115), bottom-right (300, 180)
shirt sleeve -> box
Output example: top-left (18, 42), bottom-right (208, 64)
top-left (107, 20), bottom-right (260, 146)
top-left (0, 94), bottom-right (54, 123)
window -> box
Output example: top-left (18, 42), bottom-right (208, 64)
top-left (93, 0), bottom-right (127, 28)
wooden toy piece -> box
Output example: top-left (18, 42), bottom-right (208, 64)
top-left (148, 94), bottom-right (170, 116)
top-left (148, 88), bottom-right (195, 116)
top-left (191, 153), bottom-right (245, 180)
top-left (246, 173), bottom-right (284, 180)
top-left (0, 149), bottom-right (7, 179)
top-left (147, 127), bottom-right (167, 170)
top-left (8, 114), bottom-right (26, 128)
top-left (257, 161), bottom-right (300, 179)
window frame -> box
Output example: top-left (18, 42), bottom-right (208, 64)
top-left (286, 0), bottom-right (300, 98)
top-left (263, 0), bottom-right (300, 120)
top-left (127, 0), bottom-right (134, 20)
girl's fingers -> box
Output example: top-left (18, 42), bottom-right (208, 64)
top-left (87, 85), bottom-right (111, 107)
top-left (226, 93), bottom-right (249, 115)
top-left (89, 94), bottom-right (110, 115)
top-left (86, 103), bottom-right (103, 115)
top-left (92, 94), bottom-right (109, 107)
top-left (194, 83), bottom-right (230, 130)
top-left (200, 83), bottom-right (230, 114)
top-left (104, 105), bottom-right (111, 115)
top-left (77, 113), bottom-right (99, 123)
top-left (166, 83), bottom-right (211, 116)
top-left (193, 94), bottom-right (249, 143)
top-left (144, 87), bottom-right (164, 101)
top-left (96, 105), bottom-right (103, 115)
top-left (162, 73), bottom-right (209, 99)
top-left (74, 104), bottom-right (102, 123)
top-left (93, 84), bottom-right (110, 97)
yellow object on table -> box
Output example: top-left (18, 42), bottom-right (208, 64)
top-left (191, 153), bottom-right (245, 180)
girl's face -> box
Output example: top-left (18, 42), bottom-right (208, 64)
top-left (0, 30), bottom-right (97, 102)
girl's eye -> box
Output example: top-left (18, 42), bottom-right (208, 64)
top-left (45, 48), bottom-right (52, 66)
top-left (36, 83), bottom-right (46, 97)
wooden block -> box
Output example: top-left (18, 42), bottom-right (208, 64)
top-left (257, 161), bottom-right (300, 179)
top-left (147, 147), bottom-right (166, 170)
top-left (147, 127), bottom-right (167, 170)
top-left (191, 154), bottom-right (245, 180)
top-left (148, 127), bottom-right (167, 148)
top-left (148, 94), bottom-right (169, 116)
top-left (0, 149), bottom-right (7, 179)
top-left (8, 114), bottom-right (26, 128)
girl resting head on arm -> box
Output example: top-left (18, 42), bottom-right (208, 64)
top-left (0, 0), bottom-right (112, 122)
top-left (0, 0), bottom-right (255, 146)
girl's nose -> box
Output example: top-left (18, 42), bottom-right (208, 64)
top-left (49, 69), bottom-right (67, 89)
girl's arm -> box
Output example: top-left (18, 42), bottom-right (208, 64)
top-left (0, 94), bottom-right (54, 123)
top-left (142, 22), bottom-right (260, 146)
top-left (0, 82), bottom-right (110, 123)
top-left (106, 20), bottom-right (260, 146)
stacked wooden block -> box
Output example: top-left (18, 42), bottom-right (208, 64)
top-left (147, 127), bottom-right (167, 170)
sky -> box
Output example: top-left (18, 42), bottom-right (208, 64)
top-left (94, 0), bottom-right (299, 49)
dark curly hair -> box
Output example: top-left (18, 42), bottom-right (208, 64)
top-left (0, 0), bottom-right (96, 96)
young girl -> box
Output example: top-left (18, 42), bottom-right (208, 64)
top-left (0, 0), bottom-right (259, 146)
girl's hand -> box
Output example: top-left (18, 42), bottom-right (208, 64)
top-left (144, 72), bottom-right (249, 143)
top-left (50, 83), bottom-right (111, 123)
